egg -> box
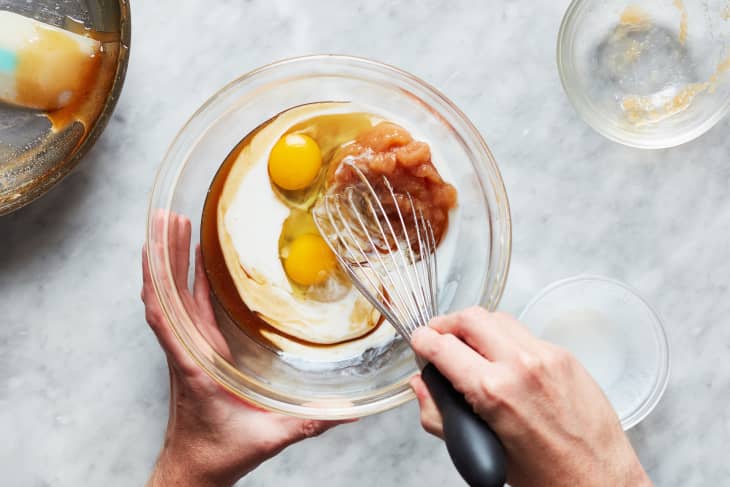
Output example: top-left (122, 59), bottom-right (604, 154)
top-left (268, 134), bottom-right (322, 190)
top-left (283, 233), bottom-right (337, 286)
top-left (217, 103), bottom-right (384, 345)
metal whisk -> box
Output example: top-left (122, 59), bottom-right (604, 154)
top-left (313, 164), bottom-right (507, 487)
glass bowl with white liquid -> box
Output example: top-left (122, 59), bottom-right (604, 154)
top-left (519, 275), bottom-right (670, 430)
top-left (558, 0), bottom-right (730, 148)
top-left (146, 55), bottom-right (512, 420)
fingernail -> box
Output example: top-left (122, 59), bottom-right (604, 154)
top-left (411, 327), bottom-right (425, 343)
top-left (418, 326), bottom-right (438, 337)
top-left (411, 326), bottom-right (436, 346)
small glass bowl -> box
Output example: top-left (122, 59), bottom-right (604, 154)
top-left (519, 276), bottom-right (670, 430)
top-left (147, 55), bottom-right (512, 419)
top-left (558, 0), bottom-right (730, 149)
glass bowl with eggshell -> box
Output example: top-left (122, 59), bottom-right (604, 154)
top-left (146, 55), bottom-right (512, 420)
top-left (558, 0), bottom-right (730, 149)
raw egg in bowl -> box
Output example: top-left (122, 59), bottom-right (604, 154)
top-left (146, 56), bottom-right (511, 419)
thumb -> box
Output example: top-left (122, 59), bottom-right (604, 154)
top-left (410, 374), bottom-right (444, 438)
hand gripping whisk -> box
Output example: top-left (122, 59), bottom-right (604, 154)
top-left (313, 166), bottom-right (507, 487)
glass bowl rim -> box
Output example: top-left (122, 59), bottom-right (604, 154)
top-left (147, 54), bottom-right (513, 419)
top-left (556, 0), bottom-right (730, 149)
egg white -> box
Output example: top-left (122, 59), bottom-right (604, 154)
top-left (218, 103), bottom-right (383, 345)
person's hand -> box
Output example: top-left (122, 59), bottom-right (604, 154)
top-left (409, 308), bottom-right (653, 487)
top-left (142, 213), bottom-right (345, 487)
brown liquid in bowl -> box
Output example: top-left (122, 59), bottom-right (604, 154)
top-left (200, 124), bottom-right (282, 347)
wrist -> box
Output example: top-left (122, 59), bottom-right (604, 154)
top-left (147, 443), bottom-right (233, 487)
top-left (615, 449), bottom-right (652, 487)
top-left (626, 461), bottom-right (653, 487)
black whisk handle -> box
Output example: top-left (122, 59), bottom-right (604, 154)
top-left (421, 363), bottom-right (507, 487)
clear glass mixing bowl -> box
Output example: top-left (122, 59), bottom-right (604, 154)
top-left (147, 55), bottom-right (512, 419)
top-left (558, 0), bottom-right (730, 148)
top-left (519, 276), bottom-right (670, 430)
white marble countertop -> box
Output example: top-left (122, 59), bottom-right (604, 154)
top-left (2, 0), bottom-right (728, 485)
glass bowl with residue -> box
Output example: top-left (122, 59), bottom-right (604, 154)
top-left (0, 0), bottom-right (130, 215)
top-left (146, 55), bottom-right (512, 420)
top-left (558, 0), bottom-right (730, 149)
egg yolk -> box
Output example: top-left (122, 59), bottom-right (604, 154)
top-left (284, 234), bottom-right (337, 286)
top-left (268, 134), bottom-right (322, 191)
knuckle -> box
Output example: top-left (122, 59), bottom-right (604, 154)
top-left (463, 306), bottom-right (485, 321)
top-left (440, 334), bottom-right (465, 356)
top-left (299, 419), bottom-right (324, 439)
top-left (546, 345), bottom-right (574, 369)
top-left (559, 351), bottom-right (577, 372)
top-left (517, 351), bottom-right (546, 379)
top-left (464, 388), bottom-right (484, 410)
top-left (473, 375), bottom-right (503, 409)
top-left (420, 334), bottom-right (443, 361)
top-left (492, 311), bottom-right (513, 322)
top-left (442, 333), bottom-right (461, 347)
top-left (481, 375), bottom-right (499, 398)
top-left (145, 309), bottom-right (162, 327)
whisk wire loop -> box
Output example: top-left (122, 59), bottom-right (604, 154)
top-left (314, 162), bottom-right (440, 341)
top-left (321, 195), bottom-right (401, 327)
top-left (343, 188), bottom-right (419, 329)
top-left (380, 177), bottom-right (432, 331)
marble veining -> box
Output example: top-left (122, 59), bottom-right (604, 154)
top-left (2, 0), bottom-right (729, 485)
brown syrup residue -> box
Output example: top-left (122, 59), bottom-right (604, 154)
top-left (621, 53), bottom-right (730, 125)
top-left (619, 5), bottom-right (650, 27)
top-left (201, 130), bottom-right (276, 347)
top-left (46, 21), bottom-right (120, 138)
top-left (617, 3), bottom-right (730, 125)
top-left (674, 0), bottom-right (689, 45)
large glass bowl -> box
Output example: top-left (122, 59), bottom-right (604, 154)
top-left (558, 0), bottom-right (730, 149)
top-left (147, 55), bottom-right (512, 420)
